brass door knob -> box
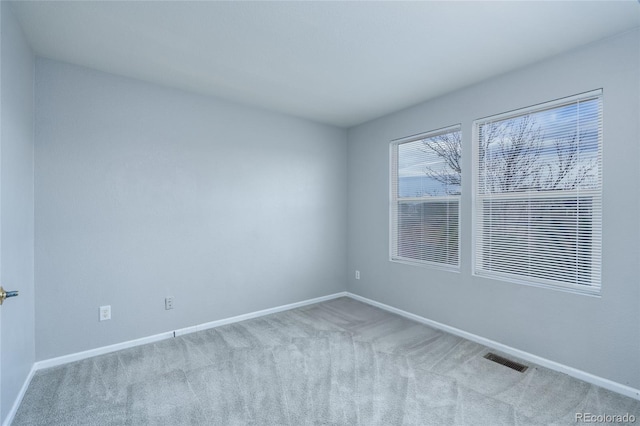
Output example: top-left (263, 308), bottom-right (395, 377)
top-left (0, 286), bottom-right (18, 305)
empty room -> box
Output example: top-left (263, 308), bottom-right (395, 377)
top-left (1, 1), bottom-right (640, 425)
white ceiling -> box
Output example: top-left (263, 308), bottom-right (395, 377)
top-left (9, 1), bottom-right (640, 128)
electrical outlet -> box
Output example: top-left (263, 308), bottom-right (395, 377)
top-left (99, 305), bottom-right (111, 321)
top-left (165, 297), bottom-right (174, 310)
top-left (355, 270), bottom-right (360, 280)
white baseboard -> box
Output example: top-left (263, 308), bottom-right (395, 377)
top-left (173, 292), bottom-right (349, 337)
top-left (35, 331), bottom-right (175, 371)
top-left (36, 291), bottom-right (347, 370)
top-left (346, 292), bottom-right (640, 401)
top-left (2, 364), bottom-right (37, 426)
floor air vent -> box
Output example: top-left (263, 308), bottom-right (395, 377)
top-left (483, 352), bottom-right (529, 373)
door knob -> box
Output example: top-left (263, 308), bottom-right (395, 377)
top-left (0, 286), bottom-right (18, 305)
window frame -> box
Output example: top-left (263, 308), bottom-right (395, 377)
top-left (390, 124), bottom-right (462, 271)
top-left (471, 90), bottom-right (603, 295)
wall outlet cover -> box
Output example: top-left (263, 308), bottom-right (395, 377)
top-left (99, 305), bottom-right (111, 321)
top-left (165, 297), bottom-right (174, 310)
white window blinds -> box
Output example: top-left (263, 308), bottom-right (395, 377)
top-left (472, 90), bottom-right (603, 294)
top-left (391, 125), bottom-right (461, 269)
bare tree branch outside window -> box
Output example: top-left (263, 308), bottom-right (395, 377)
top-left (421, 131), bottom-right (461, 194)
top-left (420, 114), bottom-right (596, 194)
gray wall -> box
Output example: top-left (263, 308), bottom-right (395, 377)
top-left (35, 59), bottom-right (347, 360)
top-left (347, 29), bottom-right (640, 389)
top-left (0, 3), bottom-right (35, 422)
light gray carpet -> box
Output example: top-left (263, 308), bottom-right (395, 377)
top-left (12, 297), bottom-right (640, 425)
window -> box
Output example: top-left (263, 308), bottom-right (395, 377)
top-left (473, 90), bottom-right (602, 294)
top-left (391, 125), bottom-right (461, 269)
